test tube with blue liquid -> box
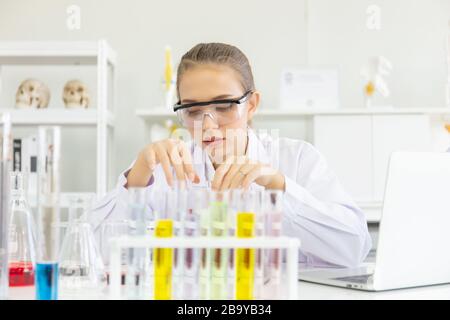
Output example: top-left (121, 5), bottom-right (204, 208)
top-left (35, 126), bottom-right (61, 300)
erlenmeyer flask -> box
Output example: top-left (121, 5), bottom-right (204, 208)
top-left (8, 172), bottom-right (37, 287)
top-left (0, 113), bottom-right (12, 299)
top-left (58, 195), bottom-right (106, 299)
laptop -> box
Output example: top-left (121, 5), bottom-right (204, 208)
top-left (298, 151), bottom-right (450, 291)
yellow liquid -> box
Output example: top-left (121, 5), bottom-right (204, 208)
top-left (236, 212), bottom-right (255, 300)
top-left (154, 219), bottom-right (173, 300)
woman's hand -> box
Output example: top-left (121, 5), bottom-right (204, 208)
top-left (211, 156), bottom-right (285, 191)
top-left (126, 138), bottom-right (200, 188)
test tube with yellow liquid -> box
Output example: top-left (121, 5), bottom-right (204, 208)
top-left (235, 190), bottom-right (258, 300)
top-left (154, 219), bottom-right (173, 300)
top-left (153, 190), bottom-right (175, 300)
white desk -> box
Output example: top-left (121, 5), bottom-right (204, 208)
top-left (8, 281), bottom-right (450, 300)
top-left (296, 281), bottom-right (450, 300)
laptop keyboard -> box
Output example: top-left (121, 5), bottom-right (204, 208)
top-left (333, 274), bottom-right (373, 284)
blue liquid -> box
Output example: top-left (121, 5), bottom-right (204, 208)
top-left (35, 262), bottom-right (59, 300)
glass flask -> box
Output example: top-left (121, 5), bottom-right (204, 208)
top-left (0, 113), bottom-right (12, 299)
top-left (8, 172), bottom-right (37, 287)
top-left (58, 194), bottom-right (106, 299)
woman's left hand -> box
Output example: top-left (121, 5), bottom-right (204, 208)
top-left (211, 156), bottom-right (285, 191)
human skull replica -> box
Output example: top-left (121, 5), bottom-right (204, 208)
top-left (15, 79), bottom-right (50, 109)
top-left (63, 80), bottom-right (90, 109)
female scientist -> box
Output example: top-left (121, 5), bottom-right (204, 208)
top-left (91, 43), bottom-right (371, 268)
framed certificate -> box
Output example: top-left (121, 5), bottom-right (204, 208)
top-left (280, 68), bottom-right (340, 109)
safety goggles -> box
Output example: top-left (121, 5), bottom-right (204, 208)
top-left (173, 90), bottom-right (253, 127)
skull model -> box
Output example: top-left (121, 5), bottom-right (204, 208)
top-left (15, 79), bottom-right (50, 109)
top-left (63, 80), bottom-right (90, 109)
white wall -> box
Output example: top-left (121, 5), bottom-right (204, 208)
top-left (0, 0), bottom-right (449, 192)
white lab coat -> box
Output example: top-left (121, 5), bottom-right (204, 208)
top-left (91, 129), bottom-right (372, 268)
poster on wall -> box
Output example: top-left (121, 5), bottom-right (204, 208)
top-left (280, 68), bottom-right (340, 109)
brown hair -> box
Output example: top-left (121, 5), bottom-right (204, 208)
top-left (176, 43), bottom-right (255, 99)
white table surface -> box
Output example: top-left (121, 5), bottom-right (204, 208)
top-left (8, 280), bottom-right (450, 300)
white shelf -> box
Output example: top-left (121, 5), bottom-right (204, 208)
top-left (0, 40), bottom-right (117, 198)
top-left (2, 108), bottom-right (115, 126)
top-left (256, 107), bottom-right (450, 116)
top-left (136, 107), bottom-right (450, 121)
top-left (0, 41), bottom-right (117, 66)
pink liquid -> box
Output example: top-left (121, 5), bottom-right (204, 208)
top-left (267, 211), bottom-right (282, 272)
top-left (9, 261), bottom-right (35, 287)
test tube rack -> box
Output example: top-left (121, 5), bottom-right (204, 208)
top-left (108, 236), bottom-right (300, 300)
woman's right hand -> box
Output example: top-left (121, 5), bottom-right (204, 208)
top-left (126, 138), bottom-right (200, 188)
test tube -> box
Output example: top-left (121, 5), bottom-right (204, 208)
top-left (35, 126), bottom-right (61, 300)
top-left (172, 185), bottom-right (187, 300)
top-left (253, 190), bottom-right (265, 300)
top-left (153, 189), bottom-right (174, 300)
top-left (126, 188), bottom-right (147, 299)
top-left (235, 190), bottom-right (257, 300)
top-left (0, 114), bottom-right (12, 299)
top-left (263, 190), bottom-right (283, 299)
top-left (183, 187), bottom-right (205, 300)
top-left (227, 190), bottom-right (239, 300)
top-left (99, 220), bottom-right (129, 287)
top-left (209, 190), bottom-right (229, 300)
top-left (198, 188), bottom-right (211, 300)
